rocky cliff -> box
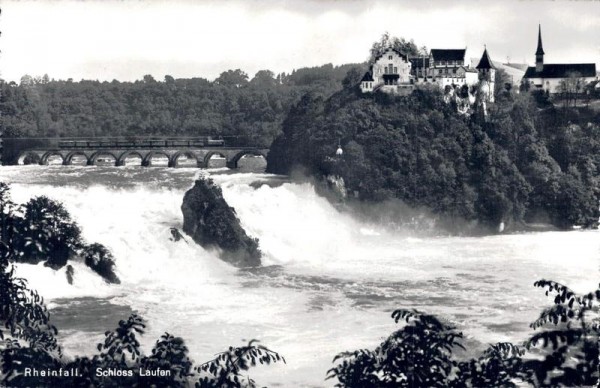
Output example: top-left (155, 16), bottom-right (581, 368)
top-left (181, 177), bottom-right (261, 267)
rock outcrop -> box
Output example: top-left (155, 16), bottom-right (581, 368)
top-left (181, 177), bottom-right (261, 267)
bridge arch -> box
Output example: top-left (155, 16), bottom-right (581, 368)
top-left (204, 151), bottom-right (228, 168)
top-left (88, 151), bottom-right (118, 166)
top-left (65, 152), bottom-right (89, 166)
top-left (17, 152), bottom-right (42, 165)
top-left (171, 151), bottom-right (199, 167)
top-left (228, 150), bottom-right (268, 169)
top-left (117, 151), bottom-right (144, 166)
top-left (41, 151), bottom-right (66, 166)
top-left (143, 151), bottom-right (171, 167)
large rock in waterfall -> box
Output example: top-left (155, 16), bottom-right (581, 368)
top-left (181, 177), bottom-right (261, 267)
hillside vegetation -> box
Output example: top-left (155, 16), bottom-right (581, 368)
top-left (267, 80), bottom-right (600, 230)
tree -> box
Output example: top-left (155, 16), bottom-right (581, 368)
top-left (143, 74), bottom-right (156, 83)
top-left (558, 72), bottom-right (587, 108)
top-left (521, 280), bottom-right (599, 386)
top-left (164, 75), bottom-right (175, 85)
top-left (19, 75), bottom-right (34, 86)
top-left (369, 32), bottom-right (424, 62)
top-left (215, 69), bottom-right (249, 88)
top-left (341, 67), bottom-right (365, 90)
top-left (17, 196), bottom-right (83, 268)
top-left (328, 310), bottom-right (463, 387)
top-left (250, 70), bottom-right (276, 88)
top-left (196, 340), bottom-right (285, 387)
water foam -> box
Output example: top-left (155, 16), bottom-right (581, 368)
top-left (1, 167), bottom-right (598, 386)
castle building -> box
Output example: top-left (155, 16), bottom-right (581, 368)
top-left (361, 47), bottom-right (484, 94)
top-left (360, 47), bottom-right (413, 94)
top-left (360, 45), bottom-right (498, 101)
top-left (522, 25), bottom-right (597, 93)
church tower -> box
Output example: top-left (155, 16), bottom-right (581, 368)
top-left (535, 24), bottom-right (545, 72)
top-left (476, 46), bottom-right (496, 103)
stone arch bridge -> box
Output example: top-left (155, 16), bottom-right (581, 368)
top-left (1, 137), bottom-right (269, 169)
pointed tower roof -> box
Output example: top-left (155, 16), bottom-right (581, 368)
top-left (360, 71), bottom-right (374, 82)
top-left (476, 47), bottom-right (495, 69)
top-left (535, 24), bottom-right (545, 55)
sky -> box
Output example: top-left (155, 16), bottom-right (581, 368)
top-left (1, 0), bottom-right (599, 82)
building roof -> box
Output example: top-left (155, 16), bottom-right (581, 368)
top-left (430, 49), bottom-right (466, 62)
top-left (476, 48), bottom-right (496, 70)
top-left (462, 66), bottom-right (478, 73)
top-left (360, 71), bottom-right (374, 82)
top-left (409, 57), bottom-right (430, 68)
top-left (523, 63), bottom-right (597, 79)
top-left (373, 47), bottom-right (408, 63)
top-left (536, 24), bottom-right (545, 56)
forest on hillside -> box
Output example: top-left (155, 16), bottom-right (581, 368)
top-left (0, 64), bottom-right (362, 148)
top-left (267, 73), bottom-right (600, 230)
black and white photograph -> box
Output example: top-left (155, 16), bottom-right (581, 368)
top-left (0, 0), bottom-right (599, 386)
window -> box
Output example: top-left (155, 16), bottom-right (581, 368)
top-left (388, 55), bottom-right (393, 60)
top-left (439, 69), bottom-right (443, 75)
top-left (453, 69), bottom-right (457, 74)
top-left (394, 67), bottom-right (398, 74)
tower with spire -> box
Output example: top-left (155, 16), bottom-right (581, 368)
top-left (535, 24), bottom-right (545, 72)
top-left (523, 24), bottom-right (596, 94)
top-left (476, 46), bottom-right (496, 103)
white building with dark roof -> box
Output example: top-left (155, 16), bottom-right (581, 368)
top-left (410, 48), bottom-right (479, 89)
top-left (360, 47), bottom-right (413, 94)
top-left (522, 25), bottom-right (597, 93)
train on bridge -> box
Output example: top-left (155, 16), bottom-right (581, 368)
top-left (55, 137), bottom-right (225, 149)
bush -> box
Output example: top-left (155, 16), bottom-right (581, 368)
top-left (17, 196), bottom-right (82, 268)
top-left (81, 243), bottom-right (120, 284)
top-left (0, 183), bottom-right (120, 281)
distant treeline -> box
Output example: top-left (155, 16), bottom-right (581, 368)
top-left (0, 64), bottom-right (363, 147)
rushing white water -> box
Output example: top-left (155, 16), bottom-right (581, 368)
top-left (0, 166), bottom-right (598, 387)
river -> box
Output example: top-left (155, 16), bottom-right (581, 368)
top-left (0, 165), bottom-right (598, 387)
